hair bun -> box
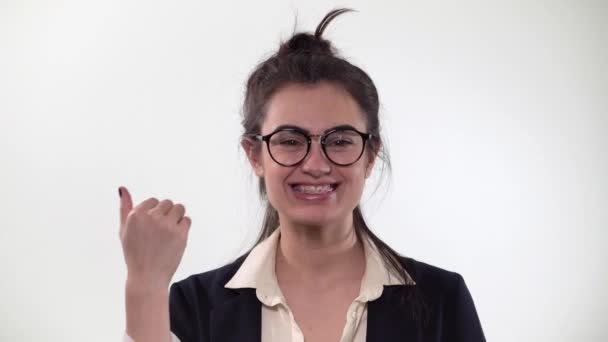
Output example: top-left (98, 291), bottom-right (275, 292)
top-left (277, 8), bottom-right (354, 57)
top-left (278, 33), bottom-right (333, 56)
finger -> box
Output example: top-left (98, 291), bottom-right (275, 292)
top-left (167, 203), bottom-right (186, 223)
top-left (149, 199), bottom-right (174, 216)
top-left (177, 216), bottom-right (192, 235)
top-left (118, 186), bottom-right (133, 226)
top-left (134, 197), bottom-right (160, 212)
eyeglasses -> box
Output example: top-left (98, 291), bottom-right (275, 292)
top-left (251, 126), bottom-right (373, 167)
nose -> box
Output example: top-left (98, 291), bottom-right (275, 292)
top-left (300, 138), bottom-right (331, 176)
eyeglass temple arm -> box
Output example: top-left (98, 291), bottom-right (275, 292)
top-left (248, 134), bottom-right (265, 141)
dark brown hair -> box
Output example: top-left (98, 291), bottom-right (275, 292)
top-left (241, 8), bottom-right (428, 324)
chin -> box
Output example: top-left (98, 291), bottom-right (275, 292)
top-left (290, 217), bottom-right (333, 228)
top-left (282, 207), bottom-right (346, 228)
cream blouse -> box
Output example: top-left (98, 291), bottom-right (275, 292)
top-left (124, 228), bottom-right (415, 342)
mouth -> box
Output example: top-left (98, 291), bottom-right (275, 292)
top-left (288, 183), bottom-right (339, 201)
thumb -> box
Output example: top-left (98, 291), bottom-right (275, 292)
top-left (118, 186), bottom-right (133, 226)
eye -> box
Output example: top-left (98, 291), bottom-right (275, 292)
top-left (270, 130), bottom-right (307, 147)
top-left (326, 136), bottom-right (354, 146)
top-left (330, 139), bottom-right (353, 146)
top-left (280, 139), bottom-right (302, 146)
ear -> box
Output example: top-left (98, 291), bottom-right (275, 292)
top-left (241, 137), bottom-right (265, 177)
top-left (364, 142), bottom-right (381, 179)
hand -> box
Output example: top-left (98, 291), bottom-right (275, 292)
top-left (118, 186), bottom-right (192, 289)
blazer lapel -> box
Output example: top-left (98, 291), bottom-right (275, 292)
top-left (366, 285), bottom-right (422, 342)
top-left (209, 288), bottom-right (261, 342)
top-left (208, 286), bottom-right (423, 342)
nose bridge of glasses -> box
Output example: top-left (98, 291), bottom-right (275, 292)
top-left (308, 133), bottom-right (324, 144)
top-left (303, 133), bottom-right (331, 163)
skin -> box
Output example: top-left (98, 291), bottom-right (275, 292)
top-left (119, 187), bottom-right (191, 342)
top-left (242, 81), bottom-right (379, 341)
top-left (119, 80), bottom-right (379, 342)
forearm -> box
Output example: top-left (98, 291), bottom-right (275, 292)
top-left (125, 277), bottom-right (172, 342)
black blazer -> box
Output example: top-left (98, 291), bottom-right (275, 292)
top-left (169, 253), bottom-right (486, 342)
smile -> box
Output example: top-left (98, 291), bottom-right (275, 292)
top-left (291, 184), bottom-right (338, 194)
top-left (288, 183), bottom-right (339, 201)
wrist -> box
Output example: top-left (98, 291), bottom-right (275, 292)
top-left (126, 274), bottom-right (170, 295)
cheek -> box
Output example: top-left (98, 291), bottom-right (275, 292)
top-left (256, 148), bottom-right (277, 177)
top-left (261, 158), bottom-right (290, 199)
top-left (339, 166), bottom-right (368, 196)
top-left (351, 172), bottom-right (368, 195)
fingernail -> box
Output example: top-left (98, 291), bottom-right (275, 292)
top-left (118, 187), bottom-right (123, 198)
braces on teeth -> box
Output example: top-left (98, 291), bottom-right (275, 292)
top-left (294, 185), bottom-right (334, 194)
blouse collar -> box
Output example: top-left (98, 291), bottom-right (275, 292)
top-left (225, 227), bottom-right (415, 307)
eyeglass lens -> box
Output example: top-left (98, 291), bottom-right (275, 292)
top-left (267, 129), bottom-right (364, 166)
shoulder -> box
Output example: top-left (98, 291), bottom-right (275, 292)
top-left (169, 253), bottom-right (250, 307)
top-left (168, 253), bottom-right (252, 341)
top-left (399, 255), bottom-right (477, 307)
top-left (399, 256), bottom-right (467, 295)
top-left (397, 256), bottom-right (486, 340)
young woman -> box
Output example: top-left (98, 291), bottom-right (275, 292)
top-left (119, 8), bottom-right (486, 342)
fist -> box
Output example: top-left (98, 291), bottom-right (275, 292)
top-left (118, 186), bottom-right (192, 288)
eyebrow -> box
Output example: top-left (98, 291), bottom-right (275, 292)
top-left (271, 124), bottom-right (359, 134)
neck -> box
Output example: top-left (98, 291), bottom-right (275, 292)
top-left (275, 215), bottom-right (365, 285)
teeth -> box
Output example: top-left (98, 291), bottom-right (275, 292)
top-left (293, 184), bottom-right (334, 194)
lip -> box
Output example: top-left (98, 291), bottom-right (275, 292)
top-left (288, 182), bottom-right (340, 202)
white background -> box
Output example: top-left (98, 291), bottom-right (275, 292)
top-left (1, 1), bottom-right (607, 341)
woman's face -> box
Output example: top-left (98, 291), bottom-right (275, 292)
top-left (245, 81), bottom-right (377, 228)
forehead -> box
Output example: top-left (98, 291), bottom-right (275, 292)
top-left (262, 82), bottom-right (366, 134)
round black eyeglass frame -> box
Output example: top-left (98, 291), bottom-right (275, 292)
top-left (251, 127), bottom-right (373, 167)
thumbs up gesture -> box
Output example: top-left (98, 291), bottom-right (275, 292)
top-left (118, 186), bottom-right (192, 289)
